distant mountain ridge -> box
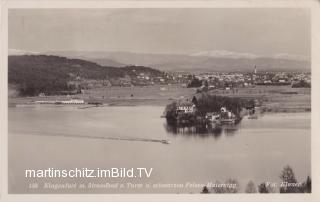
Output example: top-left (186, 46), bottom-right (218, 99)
top-left (9, 49), bottom-right (310, 73)
top-left (43, 50), bottom-right (310, 73)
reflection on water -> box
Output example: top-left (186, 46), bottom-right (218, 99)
top-left (164, 121), bottom-right (240, 139)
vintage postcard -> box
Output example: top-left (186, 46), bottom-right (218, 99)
top-left (1, 0), bottom-right (320, 201)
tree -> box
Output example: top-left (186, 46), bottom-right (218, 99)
top-left (245, 180), bottom-right (257, 193)
top-left (224, 178), bottom-right (239, 193)
top-left (193, 94), bottom-right (253, 117)
top-left (164, 102), bottom-right (177, 120)
top-left (211, 181), bottom-right (226, 193)
top-left (279, 165), bottom-right (301, 193)
top-left (203, 80), bottom-right (209, 88)
top-left (187, 77), bottom-right (202, 88)
top-left (201, 186), bottom-right (209, 194)
top-left (292, 80), bottom-right (311, 88)
top-left (258, 183), bottom-right (269, 193)
top-left (280, 165), bottom-right (297, 183)
top-left (192, 96), bottom-right (198, 106)
top-left (209, 179), bottom-right (238, 194)
top-left (302, 176), bottom-right (311, 193)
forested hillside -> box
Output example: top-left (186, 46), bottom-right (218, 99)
top-left (8, 55), bottom-right (164, 96)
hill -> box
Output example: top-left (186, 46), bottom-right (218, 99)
top-left (8, 55), bottom-right (165, 96)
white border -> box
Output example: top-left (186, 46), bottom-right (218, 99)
top-left (1, 0), bottom-right (320, 202)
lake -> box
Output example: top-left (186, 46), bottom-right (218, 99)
top-left (8, 105), bottom-right (311, 193)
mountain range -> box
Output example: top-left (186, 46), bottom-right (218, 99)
top-left (9, 49), bottom-right (311, 73)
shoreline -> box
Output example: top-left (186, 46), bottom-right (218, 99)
top-left (8, 85), bottom-right (311, 113)
top-left (8, 99), bottom-right (311, 113)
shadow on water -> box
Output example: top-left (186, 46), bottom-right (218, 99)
top-left (164, 120), bottom-right (241, 139)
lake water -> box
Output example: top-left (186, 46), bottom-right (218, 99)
top-left (8, 105), bottom-right (311, 193)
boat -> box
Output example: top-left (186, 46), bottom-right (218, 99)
top-left (161, 140), bottom-right (171, 144)
top-left (220, 118), bottom-right (236, 124)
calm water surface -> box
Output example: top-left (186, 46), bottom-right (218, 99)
top-left (8, 105), bottom-right (311, 193)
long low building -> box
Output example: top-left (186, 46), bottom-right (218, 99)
top-left (61, 99), bottom-right (85, 104)
top-left (35, 99), bottom-right (85, 105)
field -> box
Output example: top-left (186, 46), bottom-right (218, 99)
top-left (8, 84), bottom-right (311, 112)
top-left (8, 85), bottom-right (195, 106)
top-left (209, 85), bottom-right (311, 113)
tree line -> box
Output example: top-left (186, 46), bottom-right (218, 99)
top-left (201, 165), bottom-right (311, 194)
top-left (192, 93), bottom-right (254, 117)
top-left (164, 93), bottom-right (254, 121)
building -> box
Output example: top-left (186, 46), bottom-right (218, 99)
top-left (176, 101), bottom-right (196, 114)
top-left (205, 112), bottom-right (220, 122)
top-left (61, 99), bottom-right (85, 104)
top-left (35, 99), bottom-right (85, 105)
top-left (38, 93), bottom-right (46, 97)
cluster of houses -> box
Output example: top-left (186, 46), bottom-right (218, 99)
top-left (65, 70), bottom-right (175, 89)
top-left (205, 107), bottom-right (237, 124)
top-left (175, 100), bottom-right (237, 124)
top-left (176, 101), bottom-right (196, 114)
top-left (186, 69), bottom-right (311, 90)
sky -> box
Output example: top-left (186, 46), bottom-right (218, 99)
top-left (8, 8), bottom-right (310, 59)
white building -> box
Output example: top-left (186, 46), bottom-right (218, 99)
top-left (61, 99), bottom-right (85, 104)
top-left (176, 102), bottom-right (196, 114)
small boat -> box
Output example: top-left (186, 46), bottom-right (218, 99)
top-left (220, 118), bottom-right (236, 124)
top-left (161, 140), bottom-right (171, 144)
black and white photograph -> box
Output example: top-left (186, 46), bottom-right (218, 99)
top-left (2, 2), bottom-right (318, 197)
